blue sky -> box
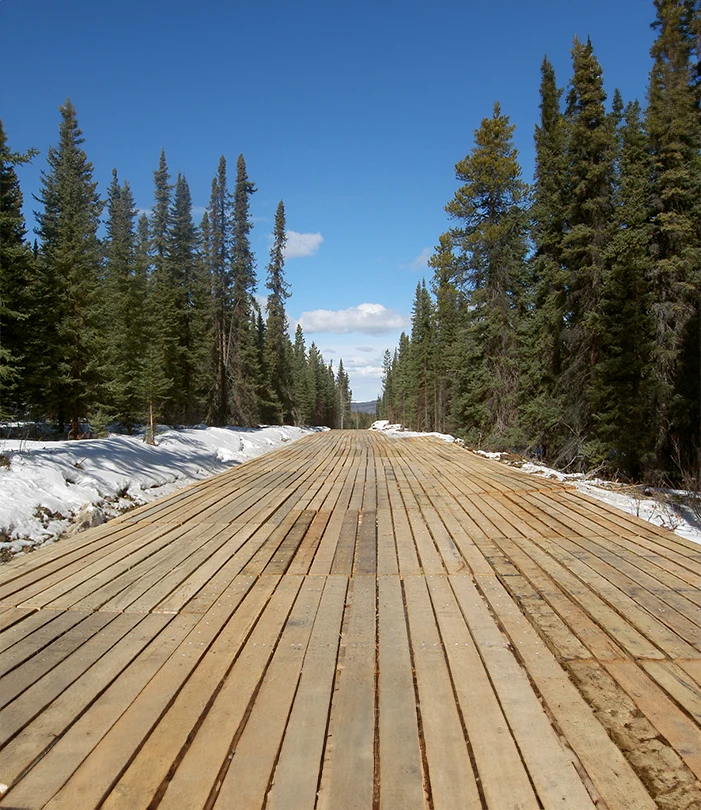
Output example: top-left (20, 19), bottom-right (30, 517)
top-left (2, 0), bottom-right (655, 401)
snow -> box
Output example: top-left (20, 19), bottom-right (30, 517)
top-left (0, 425), bottom-right (323, 556)
top-left (369, 420), bottom-right (460, 444)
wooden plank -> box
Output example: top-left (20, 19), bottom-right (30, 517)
top-left (449, 575), bottom-right (598, 810)
top-left (402, 576), bottom-right (481, 810)
top-left (425, 575), bottom-right (540, 809)
top-left (317, 577), bottom-right (376, 810)
top-left (266, 577), bottom-right (348, 810)
top-left (0, 613), bottom-right (199, 809)
top-left (38, 576), bottom-right (279, 810)
top-left (376, 576), bottom-right (428, 809)
top-left (462, 574), bottom-right (657, 810)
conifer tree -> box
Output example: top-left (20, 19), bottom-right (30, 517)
top-left (428, 233), bottom-right (462, 433)
top-left (409, 280), bottom-right (435, 431)
top-left (524, 57), bottom-right (569, 455)
top-left (559, 37), bottom-right (616, 463)
top-left (101, 170), bottom-right (143, 430)
top-left (647, 0), bottom-right (701, 469)
top-left (590, 101), bottom-right (655, 477)
top-left (291, 325), bottom-right (311, 425)
top-left (264, 201), bottom-right (292, 423)
top-left (445, 102), bottom-right (529, 445)
top-left (207, 156), bottom-right (233, 425)
top-left (336, 358), bottom-right (352, 429)
top-left (230, 154), bottom-right (259, 424)
top-left (0, 121), bottom-right (37, 416)
top-left (34, 100), bottom-right (104, 434)
top-left (166, 173), bottom-right (211, 423)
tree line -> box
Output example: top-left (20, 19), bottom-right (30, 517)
top-left (379, 0), bottom-right (701, 481)
top-left (0, 102), bottom-right (353, 436)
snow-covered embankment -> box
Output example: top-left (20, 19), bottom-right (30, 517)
top-left (0, 425), bottom-right (321, 556)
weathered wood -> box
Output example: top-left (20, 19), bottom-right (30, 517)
top-left (1, 431), bottom-right (701, 809)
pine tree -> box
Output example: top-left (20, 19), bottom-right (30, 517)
top-left (445, 102), bottom-right (529, 445)
top-left (34, 99), bottom-right (104, 434)
top-left (647, 0), bottom-right (701, 470)
top-left (558, 37), bottom-right (616, 464)
top-left (0, 120), bottom-right (37, 417)
top-left (264, 201), bottom-right (292, 423)
top-left (230, 154), bottom-right (259, 424)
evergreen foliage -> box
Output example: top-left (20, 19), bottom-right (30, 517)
top-left (33, 99), bottom-right (104, 434)
top-left (0, 120), bottom-right (37, 416)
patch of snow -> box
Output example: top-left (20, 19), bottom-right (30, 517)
top-left (0, 425), bottom-right (322, 557)
top-left (369, 420), bottom-right (458, 444)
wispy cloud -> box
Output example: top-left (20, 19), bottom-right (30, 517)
top-left (401, 247), bottom-right (432, 273)
top-left (299, 303), bottom-right (409, 336)
top-left (356, 346), bottom-right (375, 353)
top-left (284, 231), bottom-right (323, 259)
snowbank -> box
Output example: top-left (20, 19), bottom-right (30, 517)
top-left (0, 425), bottom-right (322, 556)
top-left (369, 420), bottom-right (459, 444)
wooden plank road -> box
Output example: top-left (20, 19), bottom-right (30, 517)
top-left (1, 431), bottom-right (701, 808)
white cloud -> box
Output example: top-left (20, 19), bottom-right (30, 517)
top-left (356, 346), bottom-right (375, 353)
top-left (401, 247), bottom-right (432, 273)
top-left (299, 303), bottom-right (409, 336)
top-left (284, 231), bottom-right (323, 259)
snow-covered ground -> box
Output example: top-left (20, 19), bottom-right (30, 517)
top-left (371, 421), bottom-right (701, 545)
top-left (0, 425), bottom-right (322, 557)
top-left (369, 419), bottom-right (459, 444)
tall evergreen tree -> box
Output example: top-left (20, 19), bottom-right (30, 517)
top-left (230, 154), bottom-right (259, 424)
top-left (166, 173), bottom-right (211, 423)
top-left (34, 100), bottom-right (104, 434)
top-left (0, 120), bottom-right (37, 416)
top-left (409, 280), bottom-right (435, 431)
top-left (291, 325), bottom-right (312, 425)
top-left (523, 57), bottom-right (569, 455)
top-left (264, 201), bottom-right (292, 423)
top-left (428, 233), bottom-right (462, 433)
top-left (590, 101), bottom-right (655, 477)
top-left (445, 102), bottom-right (529, 445)
top-left (558, 37), bottom-right (616, 464)
top-left (206, 157), bottom-right (233, 424)
top-left (336, 358), bottom-right (352, 429)
top-left (101, 170), bottom-right (143, 430)
top-left (647, 0), bottom-right (701, 469)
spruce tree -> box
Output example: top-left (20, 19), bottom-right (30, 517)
top-left (559, 37), bottom-right (615, 464)
top-left (34, 100), bottom-right (104, 434)
top-left (101, 170), bottom-right (143, 430)
top-left (207, 157), bottom-right (233, 425)
top-left (264, 201), bottom-right (292, 423)
top-left (166, 173), bottom-right (211, 423)
top-left (409, 280), bottom-right (435, 431)
top-left (590, 101), bottom-right (655, 477)
top-left (445, 102), bottom-right (529, 445)
top-left (230, 154), bottom-right (259, 424)
top-left (523, 57), bottom-right (569, 456)
top-left (647, 0), bottom-right (701, 470)
top-left (428, 233), bottom-right (462, 433)
top-left (0, 120), bottom-right (37, 417)
top-left (336, 358), bottom-right (352, 429)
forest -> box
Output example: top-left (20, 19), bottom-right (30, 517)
top-left (0, 108), bottom-right (353, 438)
top-left (2, 0), bottom-right (701, 483)
top-left (378, 0), bottom-right (701, 483)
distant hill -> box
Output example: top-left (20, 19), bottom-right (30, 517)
top-left (351, 400), bottom-right (377, 415)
